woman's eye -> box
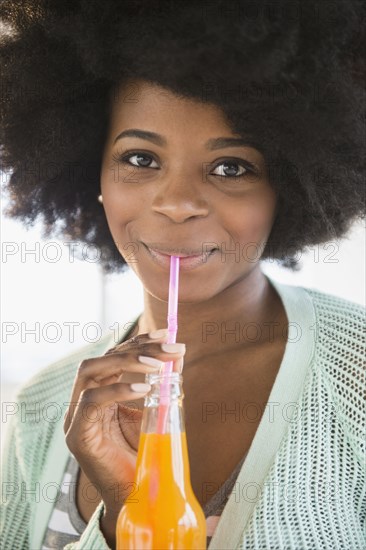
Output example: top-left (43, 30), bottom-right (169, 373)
top-left (113, 152), bottom-right (256, 180)
top-left (119, 152), bottom-right (159, 169)
top-left (211, 161), bottom-right (249, 178)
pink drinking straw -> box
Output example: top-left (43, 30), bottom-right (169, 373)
top-left (156, 255), bottom-right (180, 434)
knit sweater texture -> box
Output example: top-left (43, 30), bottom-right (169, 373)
top-left (1, 276), bottom-right (365, 550)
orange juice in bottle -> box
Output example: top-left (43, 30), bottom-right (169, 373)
top-left (116, 372), bottom-right (206, 549)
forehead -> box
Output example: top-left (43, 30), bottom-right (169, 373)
top-left (107, 78), bottom-right (234, 137)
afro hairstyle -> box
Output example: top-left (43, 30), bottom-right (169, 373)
top-left (0, 0), bottom-right (365, 273)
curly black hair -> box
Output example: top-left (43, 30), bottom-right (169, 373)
top-left (0, 0), bottom-right (365, 274)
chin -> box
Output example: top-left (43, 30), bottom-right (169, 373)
top-left (143, 278), bottom-right (215, 304)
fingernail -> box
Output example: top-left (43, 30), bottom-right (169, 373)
top-left (138, 355), bottom-right (164, 369)
top-left (130, 383), bottom-right (151, 393)
top-left (178, 358), bottom-right (184, 373)
top-left (161, 343), bottom-right (186, 353)
top-left (149, 328), bottom-right (168, 339)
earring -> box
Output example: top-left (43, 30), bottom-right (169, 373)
top-left (97, 194), bottom-right (103, 204)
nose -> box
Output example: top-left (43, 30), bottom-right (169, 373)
top-left (151, 177), bottom-right (209, 223)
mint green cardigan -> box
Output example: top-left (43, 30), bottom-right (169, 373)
top-left (1, 276), bottom-right (365, 549)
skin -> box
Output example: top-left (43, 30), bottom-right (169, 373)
top-left (66, 78), bottom-right (289, 548)
top-left (100, 78), bottom-right (286, 365)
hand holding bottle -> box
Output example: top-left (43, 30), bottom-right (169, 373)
top-left (63, 329), bottom-right (186, 520)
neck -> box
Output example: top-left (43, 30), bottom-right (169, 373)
top-left (135, 266), bottom-right (285, 366)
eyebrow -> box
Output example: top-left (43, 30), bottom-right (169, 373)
top-left (113, 128), bottom-right (257, 150)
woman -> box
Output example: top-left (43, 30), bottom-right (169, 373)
top-left (1, 1), bottom-right (365, 549)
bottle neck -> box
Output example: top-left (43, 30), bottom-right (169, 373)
top-left (141, 372), bottom-right (185, 435)
top-left (135, 373), bottom-right (192, 492)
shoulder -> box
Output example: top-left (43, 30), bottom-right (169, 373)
top-left (301, 286), bottom-right (365, 465)
top-left (298, 284), bottom-right (365, 376)
top-left (304, 285), bottom-right (365, 323)
top-left (272, 276), bottom-right (364, 461)
top-left (302, 286), bottom-right (365, 353)
top-left (269, 276), bottom-right (364, 359)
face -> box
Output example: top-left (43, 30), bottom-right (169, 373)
top-left (100, 79), bottom-right (277, 303)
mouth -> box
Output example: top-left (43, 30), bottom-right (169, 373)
top-left (142, 242), bottom-right (218, 271)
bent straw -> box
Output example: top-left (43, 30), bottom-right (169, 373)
top-left (156, 256), bottom-right (180, 434)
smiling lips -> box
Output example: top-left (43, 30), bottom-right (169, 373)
top-left (142, 242), bottom-right (218, 270)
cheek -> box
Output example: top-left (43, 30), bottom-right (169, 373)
top-left (226, 189), bottom-right (277, 243)
top-left (104, 192), bottom-right (138, 222)
top-left (101, 169), bottom-right (141, 231)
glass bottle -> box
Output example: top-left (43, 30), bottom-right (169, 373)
top-left (116, 372), bottom-right (206, 549)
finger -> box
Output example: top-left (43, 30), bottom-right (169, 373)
top-left (117, 403), bottom-right (143, 450)
top-left (63, 353), bottom-right (150, 433)
top-left (64, 382), bottom-right (151, 440)
top-left (105, 328), bottom-right (169, 355)
top-left (173, 356), bottom-right (184, 373)
top-left (77, 344), bottom-right (185, 388)
top-left (64, 344), bottom-right (185, 432)
top-left (78, 344), bottom-right (185, 384)
top-left (68, 344), bottom-right (184, 403)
